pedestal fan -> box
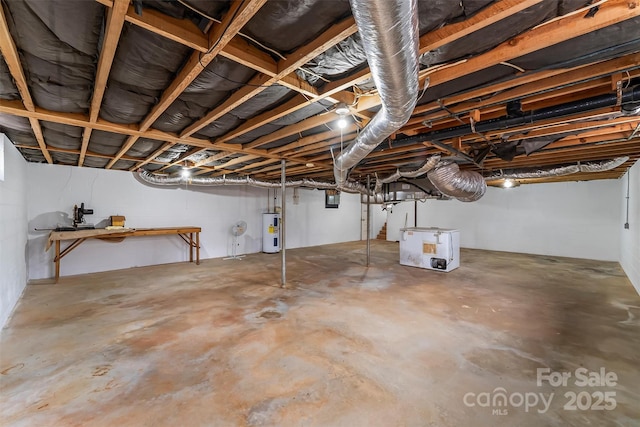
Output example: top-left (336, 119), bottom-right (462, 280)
top-left (224, 220), bottom-right (247, 260)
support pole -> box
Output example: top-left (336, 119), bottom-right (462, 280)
top-left (366, 174), bottom-right (371, 267)
top-left (414, 200), bottom-right (417, 227)
top-left (281, 159), bottom-right (286, 288)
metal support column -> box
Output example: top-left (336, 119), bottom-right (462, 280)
top-left (281, 159), bottom-right (286, 288)
top-left (366, 174), bottom-right (371, 267)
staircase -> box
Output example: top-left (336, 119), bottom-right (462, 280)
top-left (376, 222), bottom-right (387, 240)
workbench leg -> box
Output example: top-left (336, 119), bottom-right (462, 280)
top-left (196, 232), bottom-right (200, 265)
top-left (55, 240), bottom-right (60, 283)
top-left (189, 232), bottom-right (193, 263)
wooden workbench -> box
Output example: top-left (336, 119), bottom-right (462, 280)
top-left (46, 227), bottom-right (201, 282)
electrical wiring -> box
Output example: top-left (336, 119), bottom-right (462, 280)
top-left (181, 0), bottom-right (337, 89)
top-left (177, 0), bottom-right (287, 60)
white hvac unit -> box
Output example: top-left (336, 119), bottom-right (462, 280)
top-left (399, 227), bottom-right (460, 272)
top-left (262, 213), bottom-right (281, 253)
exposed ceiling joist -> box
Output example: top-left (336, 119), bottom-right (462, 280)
top-left (106, 0), bottom-right (268, 170)
top-left (180, 16), bottom-right (358, 138)
top-left (2, 0), bottom-right (639, 185)
top-left (191, 150), bottom-right (234, 168)
top-left (140, 0), bottom-right (268, 132)
top-left (419, 0), bottom-right (544, 54)
top-left (0, 5), bottom-right (52, 163)
top-left (356, 0), bottom-right (640, 112)
top-left (79, 0), bottom-right (129, 167)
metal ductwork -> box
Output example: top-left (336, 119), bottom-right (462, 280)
top-left (333, 0), bottom-right (419, 187)
top-left (137, 170), bottom-right (369, 194)
top-left (486, 156), bottom-right (630, 180)
top-left (378, 156), bottom-right (441, 183)
top-left (427, 162), bottom-right (487, 202)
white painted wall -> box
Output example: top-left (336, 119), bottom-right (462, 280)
top-left (0, 135), bottom-right (28, 328)
top-left (360, 202), bottom-right (387, 240)
top-left (385, 200), bottom-right (419, 242)
top-left (284, 187), bottom-right (361, 249)
top-left (26, 164), bottom-right (363, 280)
top-left (620, 159), bottom-right (640, 294)
top-left (386, 179), bottom-right (622, 261)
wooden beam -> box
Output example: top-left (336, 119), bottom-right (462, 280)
top-left (106, 135), bottom-right (139, 169)
top-left (356, 0), bottom-right (640, 115)
top-left (219, 36), bottom-right (277, 75)
top-left (124, 4), bottom-right (208, 52)
top-left (501, 117), bottom-right (640, 143)
top-left (425, 0), bottom-right (640, 87)
top-left (79, 0), bottom-right (128, 166)
top-left (216, 94), bottom-right (310, 143)
top-left (419, 0), bottom-right (544, 54)
top-left (254, 1), bottom-right (640, 160)
top-left (181, 17), bottom-right (357, 138)
top-left (410, 53), bottom-right (640, 128)
top-left (192, 150), bottom-right (234, 168)
top-left (210, 157), bottom-right (279, 176)
top-left (412, 53), bottom-right (640, 117)
top-left (271, 125), bottom-right (359, 155)
top-left (216, 154), bottom-right (259, 169)
top-left (243, 113), bottom-right (336, 150)
top-left (139, 0), bottom-right (267, 132)
top-left (0, 6), bottom-right (52, 163)
top-left (127, 142), bottom-right (174, 171)
top-left (105, 0), bottom-right (266, 169)
top-left (0, 100), bottom-right (348, 169)
top-left (14, 144), bottom-right (168, 165)
top-left (156, 148), bottom-right (207, 172)
top-left (99, 0), bottom-right (321, 102)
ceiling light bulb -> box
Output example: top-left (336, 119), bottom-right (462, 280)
top-left (503, 179), bottom-right (514, 188)
top-left (181, 168), bottom-right (191, 178)
top-left (306, 162), bottom-right (315, 167)
top-left (335, 103), bottom-right (350, 116)
top-left (337, 117), bottom-right (348, 129)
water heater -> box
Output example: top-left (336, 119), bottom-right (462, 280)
top-left (262, 213), bottom-right (281, 253)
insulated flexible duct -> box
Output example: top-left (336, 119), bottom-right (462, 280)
top-left (487, 156), bottom-right (629, 180)
top-left (334, 0), bottom-right (419, 186)
top-left (137, 170), bottom-right (369, 194)
top-left (427, 162), bottom-right (487, 202)
top-left (378, 156), bottom-right (441, 184)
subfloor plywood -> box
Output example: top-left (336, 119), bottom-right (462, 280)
top-left (1, 241), bottom-right (639, 426)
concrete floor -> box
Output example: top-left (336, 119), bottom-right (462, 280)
top-left (1, 241), bottom-right (639, 426)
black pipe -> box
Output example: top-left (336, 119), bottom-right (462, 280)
top-left (394, 85), bottom-right (640, 146)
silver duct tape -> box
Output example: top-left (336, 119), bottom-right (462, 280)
top-left (579, 156), bottom-right (629, 173)
top-left (334, 0), bottom-right (419, 186)
top-left (427, 162), bottom-right (486, 202)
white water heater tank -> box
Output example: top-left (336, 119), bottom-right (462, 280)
top-left (262, 213), bottom-right (281, 253)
